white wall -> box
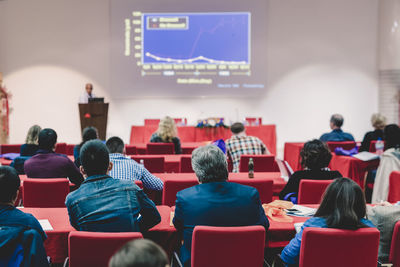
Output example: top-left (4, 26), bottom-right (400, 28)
top-left (0, 0), bottom-right (379, 155)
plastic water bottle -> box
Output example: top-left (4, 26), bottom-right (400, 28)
top-left (375, 138), bottom-right (384, 155)
top-left (248, 158), bottom-right (254, 178)
top-left (140, 159), bottom-right (144, 165)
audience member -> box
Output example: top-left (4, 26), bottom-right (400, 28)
top-left (20, 125), bottom-right (41, 156)
top-left (65, 140), bottom-right (161, 232)
top-left (320, 114), bottom-right (355, 142)
top-left (24, 128), bottom-right (83, 185)
top-left (280, 178), bottom-right (375, 265)
top-left (106, 136), bottom-right (163, 190)
top-left (173, 145), bottom-right (269, 266)
top-left (372, 124), bottom-right (400, 203)
top-left (0, 166), bottom-right (49, 266)
top-left (279, 139), bottom-right (342, 200)
top-left (226, 122), bottom-right (269, 173)
top-left (109, 239), bottom-right (169, 267)
top-left (150, 116), bottom-right (182, 154)
top-left (79, 83), bottom-right (96, 103)
top-left (74, 126), bottom-right (98, 167)
top-left (360, 113), bottom-right (387, 152)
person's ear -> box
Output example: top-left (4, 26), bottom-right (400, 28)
top-left (80, 166), bottom-right (87, 178)
top-left (107, 162), bottom-right (113, 172)
top-left (11, 190), bottom-right (19, 206)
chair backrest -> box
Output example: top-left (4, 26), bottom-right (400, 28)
top-left (66, 144), bottom-right (76, 155)
top-left (388, 171), bottom-right (400, 203)
top-left (146, 143), bottom-right (174, 154)
top-left (389, 221), bottom-right (400, 267)
top-left (229, 179), bottom-right (273, 204)
top-left (1, 144), bottom-right (21, 154)
top-left (326, 141), bottom-right (356, 151)
top-left (245, 117), bottom-right (262, 126)
top-left (125, 145), bottom-right (137, 155)
top-left (297, 179), bottom-right (333, 204)
top-left (299, 227), bottom-right (380, 267)
top-left (239, 155), bottom-right (276, 172)
top-left (55, 143), bottom-right (67, 154)
top-left (180, 156), bottom-right (194, 173)
top-left (162, 179), bottom-right (198, 206)
top-left (144, 119), bottom-right (160, 125)
top-left (173, 118), bottom-right (187, 126)
top-left (131, 156), bottom-right (165, 173)
top-left (191, 226), bottom-right (265, 267)
top-left (68, 231), bottom-right (143, 267)
top-left (23, 178), bottom-right (70, 207)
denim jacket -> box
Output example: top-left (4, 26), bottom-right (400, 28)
top-left (65, 174), bottom-right (161, 233)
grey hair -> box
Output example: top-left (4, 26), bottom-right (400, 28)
top-left (191, 145), bottom-right (228, 183)
top-left (330, 114), bottom-right (344, 128)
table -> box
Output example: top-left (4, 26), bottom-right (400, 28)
top-left (284, 142), bottom-right (304, 172)
top-left (133, 154), bottom-right (186, 173)
top-left (132, 142), bottom-right (206, 154)
top-left (130, 125), bottom-right (277, 155)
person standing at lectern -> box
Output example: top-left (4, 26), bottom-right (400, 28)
top-left (79, 83), bottom-right (96, 103)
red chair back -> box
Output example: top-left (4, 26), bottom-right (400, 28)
top-left (239, 155), bottom-right (276, 172)
top-left (299, 227), bottom-right (379, 267)
top-left (173, 118), bottom-right (187, 125)
top-left (55, 143), bottom-right (67, 154)
top-left (144, 119), bottom-right (160, 125)
top-left (229, 179), bottom-right (273, 204)
top-left (191, 226), bottom-right (265, 267)
top-left (297, 179), bottom-right (333, 204)
top-left (125, 145), bottom-right (137, 155)
top-left (162, 179), bottom-right (198, 206)
top-left (180, 156), bottom-right (194, 173)
top-left (131, 156), bottom-right (165, 173)
top-left (68, 231), bottom-right (143, 267)
top-left (369, 140), bottom-right (386, 152)
top-left (245, 117), bottom-right (262, 126)
top-left (146, 143), bottom-right (174, 154)
top-left (66, 144), bottom-right (76, 155)
top-left (1, 144), bottom-right (21, 154)
top-left (23, 178), bottom-right (70, 207)
top-left (389, 221), bottom-right (400, 267)
top-left (326, 141), bottom-right (356, 151)
top-left (388, 171), bottom-right (400, 203)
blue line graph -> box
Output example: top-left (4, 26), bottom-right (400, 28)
top-left (142, 12), bottom-right (250, 64)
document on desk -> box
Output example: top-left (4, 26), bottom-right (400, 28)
top-left (352, 152), bottom-right (380, 161)
top-left (38, 219), bottom-right (53, 231)
top-left (286, 205), bottom-right (316, 217)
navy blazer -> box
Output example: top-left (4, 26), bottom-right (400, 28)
top-left (173, 181), bottom-right (270, 266)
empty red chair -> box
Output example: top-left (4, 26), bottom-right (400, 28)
top-left (144, 119), bottom-right (160, 125)
top-left (326, 141), bottom-right (356, 151)
top-left (389, 221), bottom-right (400, 267)
top-left (146, 143), bottom-right (175, 154)
top-left (180, 156), bottom-right (194, 173)
top-left (131, 156), bottom-right (164, 173)
top-left (297, 179), bottom-right (333, 204)
top-left (230, 179), bottom-right (273, 204)
top-left (1, 144), bottom-right (21, 154)
top-left (191, 226), bottom-right (265, 267)
top-left (125, 145), bottom-right (137, 155)
top-left (66, 144), bottom-right (76, 156)
top-left (68, 231), bottom-right (143, 267)
top-left (23, 178), bottom-right (70, 207)
top-left (162, 179), bottom-right (198, 206)
top-left (388, 171), bottom-right (400, 202)
top-left (239, 155), bottom-right (276, 172)
top-left (299, 227), bottom-right (380, 267)
top-left (245, 117), bottom-right (262, 126)
top-left (55, 143), bottom-right (67, 154)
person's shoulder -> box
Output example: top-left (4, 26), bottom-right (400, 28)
top-left (319, 132), bottom-right (330, 141)
top-left (176, 184), bottom-right (202, 199)
top-left (304, 216), bottom-right (327, 227)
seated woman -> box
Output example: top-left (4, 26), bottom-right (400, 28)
top-left (20, 125), bottom-right (41, 156)
top-left (372, 124), bottom-right (400, 203)
top-left (359, 113), bottom-right (386, 152)
top-left (74, 127), bottom-right (98, 167)
top-left (280, 178), bottom-right (375, 265)
top-left (150, 116), bottom-right (182, 154)
top-left (279, 139), bottom-right (342, 201)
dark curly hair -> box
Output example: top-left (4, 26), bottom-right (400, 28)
top-left (300, 139), bottom-right (332, 170)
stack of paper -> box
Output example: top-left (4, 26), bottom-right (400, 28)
top-left (285, 205), bottom-right (316, 217)
top-left (352, 152), bottom-right (380, 161)
top-left (38, 219), bottom-right (53, 231)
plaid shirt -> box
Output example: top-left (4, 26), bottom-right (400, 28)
top-left (226, 135), bottom-right (269, 173)
top-left (108, 153), bottom-right (163, 190)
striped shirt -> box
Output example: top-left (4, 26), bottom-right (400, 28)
top-left (108, 153), bottom-right (163, 190)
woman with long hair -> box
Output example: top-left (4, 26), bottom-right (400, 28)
top-left (74, 126), bottom-right (98, 167)
top-left (150, 116), bottom-right (182, 154)
top-left (20, 125), bottom-right (42, 156)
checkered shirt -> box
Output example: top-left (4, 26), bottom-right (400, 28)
top-left (108, 153), bottom-right (163, 190)
top-left (226, 135), bottom-right (269, 173)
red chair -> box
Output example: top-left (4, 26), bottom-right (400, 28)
top-left (239, 155), bottom-right (277, 172)
top-left (369, 140), bottom-right (386, 152)
top-left (162, 179), bottom-right (198, 206)
top-left (55, 143), bottom-right (67, 154)
top-left (23, 178), bottom-right (70, 207)
top-left (68, 231), bottom-right (143, 267)
top-left (173, 118), bottom-right (187, 126)
top-left (230, 179), bottom-right (273, 204)
top-left (146, 143), bottom-right (175, 154)
top-left (191, 226), bottom-right (265, 267)
top-left (66, 144), bottom-right (76, 156)
top-left (389, 221), bottom-right (400, 267)
top-left (388, 171), bottom-right (400, 202)
top-left (1, 144), bottom-right (21, 154)
top-left (326, 141), bottom-right (356, 151)
top-left (180, 156), bottom-right (194, 173)
top-left (131, 156), bottom-right (165, 173)
top-left (299, 227), bottom-right (380, 267)
top-left (245, 117), bottom-right (262, 126)
top-left (125, 145), bottom-right (137, 155)
top-left (297, 179), bottom-right (333, 204)
top-left (144, 119), bottom-right (160, 125)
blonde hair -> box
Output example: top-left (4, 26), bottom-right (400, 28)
top-left (25, 125), bottom-right (42, 145)
top-left (156, 116), bottom-right (177, 142)
top-left (371, 113), bottom-right (386, 130)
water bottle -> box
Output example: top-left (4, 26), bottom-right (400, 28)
top-left (248, 157), bottom-right (254, 178)
top-left (139, 159), bottom-right (144, 165)
top-left (375, 138), bottom-right (384, 155)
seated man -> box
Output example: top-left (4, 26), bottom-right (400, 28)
top-left (65, 140), bottom-right (161, 232)
top-left (106, 136), bottom-right (163, 190)
top-left (0, 166), bottom-right (48, 266)
top-left (320, 114), bottom-right (355, 142)
top-left (24, 128), bottom-right (83, 185)
top-left (226, 122), bottom-right (269, 173)
top-left (173, 145), bottom-right (270, 266)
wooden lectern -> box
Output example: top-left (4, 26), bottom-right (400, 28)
top-left (78, 103), bottom-right (109, 140)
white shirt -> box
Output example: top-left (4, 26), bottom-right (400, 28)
top-left (79, 92), bottom-right (96, 103)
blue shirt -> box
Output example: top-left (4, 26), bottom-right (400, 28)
top-left (108, 153), bottom-right (163, 191)
top-left (320, 129), bottom-right (355, 142)
top-left (280, 216), bottom-right (375, 265)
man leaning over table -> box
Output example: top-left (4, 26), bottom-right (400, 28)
top-left (65, 140), bottom-right (161, 232)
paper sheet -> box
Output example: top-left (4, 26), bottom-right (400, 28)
top-left (38, 219), bottom-right (53, 231)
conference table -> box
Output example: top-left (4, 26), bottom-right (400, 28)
top-left (132, 142), bottom-right (206, 154)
